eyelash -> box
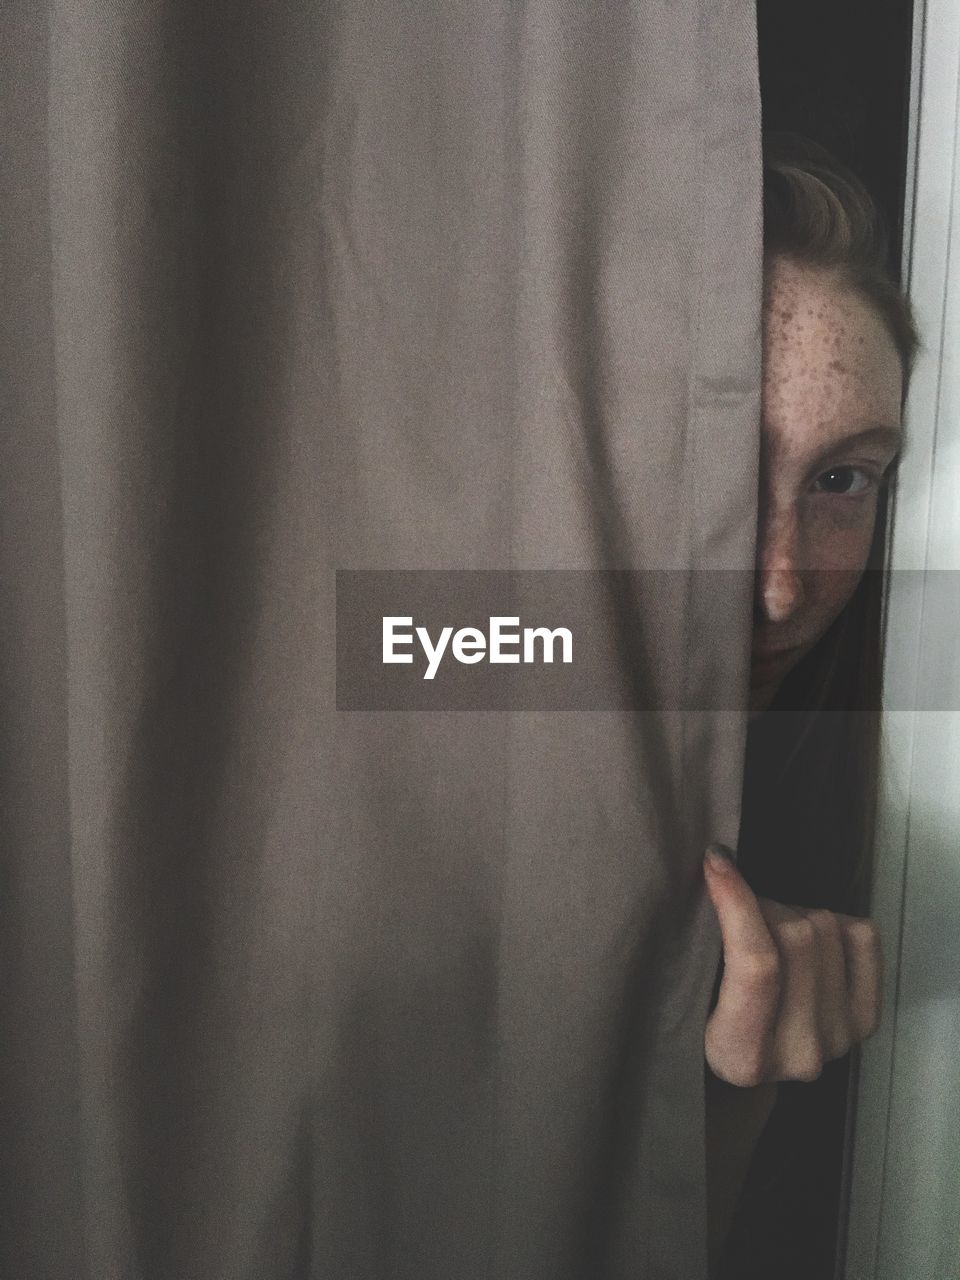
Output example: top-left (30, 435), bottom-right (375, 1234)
top-left (812, 465), bottom-right (883, 497)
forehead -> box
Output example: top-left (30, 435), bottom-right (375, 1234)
top-left (762, 257), bottom-right (902, 445)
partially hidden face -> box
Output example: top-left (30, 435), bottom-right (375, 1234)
top-left (749, 255), bottom-right (905, 719)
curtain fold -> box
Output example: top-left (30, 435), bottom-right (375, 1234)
top-left (1, 2), bottom-right (762, 1276)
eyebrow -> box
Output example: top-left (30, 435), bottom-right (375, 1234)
top-left (820, 425), bottom-right (904, 456)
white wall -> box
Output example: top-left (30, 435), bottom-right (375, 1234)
top-left (842, 0), bottom-right (960, 1275)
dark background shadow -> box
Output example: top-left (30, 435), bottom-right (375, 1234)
top-left (716, 4), bottom-right (915, 1276)
top-left (759, 0), bottom-right (915, 283)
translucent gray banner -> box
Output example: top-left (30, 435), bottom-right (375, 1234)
top-left (335, 570), bottom-right (959, 711)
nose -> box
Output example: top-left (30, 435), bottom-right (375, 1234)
top-left (754, 508), bottom-right (805, 625)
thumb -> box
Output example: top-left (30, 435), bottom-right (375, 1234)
top-left (703, 844), bottom-right (777, 969)
top-left (703, 844), bottom-right (781, 1082)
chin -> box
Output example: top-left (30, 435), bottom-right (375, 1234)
top-left (748, 648), bottom-right (806, 718)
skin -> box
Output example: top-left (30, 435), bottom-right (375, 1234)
top-left (702, 255), bottom-right (904, 1265)
top-left (748, 254), bottom-right (904, 720)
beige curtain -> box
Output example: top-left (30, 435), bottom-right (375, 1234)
top-left (1, 2), bottom-right (762, 1276)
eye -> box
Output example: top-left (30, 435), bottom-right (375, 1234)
top-left (812, 465), bottom-right (879, 496)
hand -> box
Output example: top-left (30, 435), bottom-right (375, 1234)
top-left (702, 845), bottom-right (883, 1086)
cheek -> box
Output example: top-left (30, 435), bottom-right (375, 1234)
top-left (803, 497), bottom-right (878, 570)
top-left (802, 497), bottom-right (878, 619)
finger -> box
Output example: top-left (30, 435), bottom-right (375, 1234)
top-left (836, 915), bottom-right (883, 1041)
top-left (797, 908), bottom-right (853, 1061)
top-left (765, 913), bottom-right (825, 1082)
top-left (703, 848), bottom-right (781, 1085)
top-left (758, 898), bottom-right (806, 928)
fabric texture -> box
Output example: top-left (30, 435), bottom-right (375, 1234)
top-left (1, 3), bottom-right (761, 1276)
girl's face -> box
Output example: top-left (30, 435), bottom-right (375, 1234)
top-left (749, 255), bottom-right (904, 719)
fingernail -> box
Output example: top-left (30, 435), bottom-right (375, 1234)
top-left (705, 843), bottom-right (737, 874)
